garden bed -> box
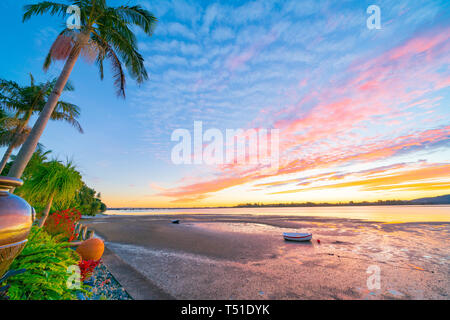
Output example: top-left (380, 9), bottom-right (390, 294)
top-left (78, 261), bottom-right (132, 300)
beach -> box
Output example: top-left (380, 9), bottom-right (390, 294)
top-left (82, 209), bottom-right (449, 300)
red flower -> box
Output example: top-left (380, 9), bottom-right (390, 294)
top-left (44, 208), bottom-right (83, 241)
top-left (78, 259), bottom-right (101, 281)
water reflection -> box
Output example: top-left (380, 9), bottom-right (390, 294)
top-left (105, 205), bottom-right (450, 223)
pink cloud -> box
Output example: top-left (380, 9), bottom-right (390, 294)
top-left (160, 25), bottom-right (450, 202)
top-left (225, 29), bottom-right (278, 71)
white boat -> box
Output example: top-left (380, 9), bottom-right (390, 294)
top-left (283, 232), bottom-right (312, 242)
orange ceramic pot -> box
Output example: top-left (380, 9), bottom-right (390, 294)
top-left (0, 177), bottom-right (33, 278)
top-left (76, 238), bottom-right (104, 261)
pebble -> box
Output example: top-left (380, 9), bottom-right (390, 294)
top-left (78, 262), bottom-right (132, 300)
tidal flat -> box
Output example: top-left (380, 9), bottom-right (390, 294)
top-left (84, 211), bottom-right (449, 300)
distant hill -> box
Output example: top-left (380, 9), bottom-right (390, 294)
top-left (411, 194), bottom-right (450, 204)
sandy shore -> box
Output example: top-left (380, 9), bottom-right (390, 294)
top-left (83, 214), bottom-right (449, 299)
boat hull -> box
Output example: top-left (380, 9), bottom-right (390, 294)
top-left (283, 232), bottom-right (312, 242)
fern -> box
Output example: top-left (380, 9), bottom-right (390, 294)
top-left (6, 226), bottom-right (90, 300)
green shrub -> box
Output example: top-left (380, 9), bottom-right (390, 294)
top-left (6, 226), bottom-right (89, 300)
top-left (68, 184), bottom-right (107, 216)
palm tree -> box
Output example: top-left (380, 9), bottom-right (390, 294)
top-left (8, 1), bottom-right (156, 179)
top-left (6, 144), bottom-right (52, 183)
top-left (21, 159), bottom-right (83, 227)
top-left (0, 108), bottom-right (20, 129)
top-left (0, 109), bottom-right (30, 170)
top-left (0, 126), bottom-right (31, 172)
top-left (0, 108), bottom-right (22, 140)
top-left (0, 74), bottom-right (83, 173)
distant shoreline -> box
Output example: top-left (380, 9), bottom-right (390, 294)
top-left (107, 201), bottom-right (450, 210)
top-left (107, 194), bottom-right (450, 210)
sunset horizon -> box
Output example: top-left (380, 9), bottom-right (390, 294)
top-left (105, 193), bottom-right (450, 209)
top-left (0, 0), bottom-right (449, 304)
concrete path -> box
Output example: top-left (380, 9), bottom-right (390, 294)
top-left (102, 246), bottom-right (174, 300)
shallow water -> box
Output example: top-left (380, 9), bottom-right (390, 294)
top-left (105, 205), bottom-right (450, 223)
top-left (97, 217), bottom-right (449, 299)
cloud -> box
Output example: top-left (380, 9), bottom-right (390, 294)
top-left (154, 23), bottom-right (450, 201)
top-left (128, 1), bottom-right (450, 205)
top-left (211, 27), bottom-right (234, 41)
top-left (144, 40), bottom-right (202, 56)
top-left (201, 3), bottom-right (220, 34)
top-left (140, 0), bottom-right (202, 24)
top-left (145, 55), bottom-right (188, 67)
top-left (166, 22), bottom-right (197, 39)
top-left (270, 164), bottom-right (450, 194)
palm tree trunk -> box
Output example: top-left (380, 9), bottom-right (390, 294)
top-left (8, 35), bottom-right (88, 179)
top-left (38, 192), bottom-right (55, 228)
top-left (0, 143), bottom-right (14, 174)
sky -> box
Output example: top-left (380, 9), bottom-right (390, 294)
top-left (0, 0), bottom-right (449, 208)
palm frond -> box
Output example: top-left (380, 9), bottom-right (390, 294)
top-left (43, 50), bottom-right (53, 72)
top-left (44, 29), bottom-right (76, 71)
top-left (91, 32), bottom-right (126, 97)
top-left (0, 115), bottom-right (22, 129)
top-left (0, 131), bottom-right (14, 147)
top-left (23, 1), bottom-right (69, 22)
top-left (23, 0), bottom-right (156, 98)
top-left (0, 79), bottom-right (21, 97)
top-left (106, 47), bottom-right (126, 98)
top-left (103, 28), bottom-right (147, 84)
top-left (29, 73), bottom-right (35, 86)
top-left (63, 79), bottom-right (75, 92)
top-left (54, 99), bottom-right (81, 116)
top-left (13, 127), bottom-right (32, 148)
top-left (95, 50), bottom-right (105, 80)
top-left (0, 122), bottom-right (29, 148)
top-left (115, 5), bottom-right (157, 36)
top-left (21, 159), bottom-right (83, 206)
top-left (51, 99), bottom-right (84, 133)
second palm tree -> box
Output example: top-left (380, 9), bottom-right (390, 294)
top-left (0, 74), bottom-right (83, 174)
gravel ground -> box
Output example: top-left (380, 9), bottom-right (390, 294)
top-left (77, 262), bottom-right (132, 300)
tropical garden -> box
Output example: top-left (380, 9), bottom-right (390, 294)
top-left (0, 0), bottom-right (156, 300)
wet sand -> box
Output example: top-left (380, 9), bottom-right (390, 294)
top-left (83, 214), bottom-right (450, 300)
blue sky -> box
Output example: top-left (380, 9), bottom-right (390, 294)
top-left (0, 0), bottom-right (449, 207)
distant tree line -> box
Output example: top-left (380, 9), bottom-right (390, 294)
top-left (69, 183), bottom-right (107, 215)
top-left (234, 198), bottom-right (448, 208)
